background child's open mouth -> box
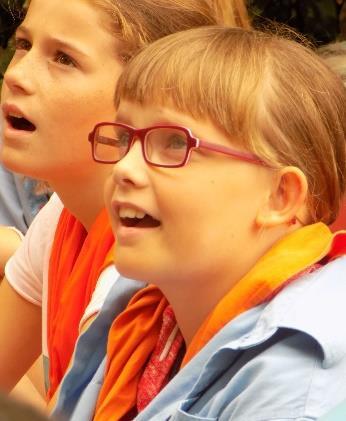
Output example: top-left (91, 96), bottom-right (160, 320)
top-left (7, 116), bottom-right (36, 131)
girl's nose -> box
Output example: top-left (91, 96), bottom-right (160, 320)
top-left (3, 54), bottom-right (36, 96)
top-left (111, 140), bottom-right (148, 188)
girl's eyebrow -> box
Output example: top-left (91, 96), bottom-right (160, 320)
top-left (114, 117), bottom-right (178, 128)
top-left (15, 24), bottom-right (29, 36)
top-left (115, 114), bottom-right (133, 126)
top-left (16, 24), bottom-right (89, 59)
top-left (153, 120), bottom-right (178, 126)
top-left (47, 37), bottom-right (89, 59)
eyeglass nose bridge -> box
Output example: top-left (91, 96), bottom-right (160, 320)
top-left (124, 127), bottom-right (150, 161)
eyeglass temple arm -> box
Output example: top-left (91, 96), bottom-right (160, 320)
top-left (90, 134), bottom-right (120, 147)
top-left (196, 139), bottom-right (271, 167)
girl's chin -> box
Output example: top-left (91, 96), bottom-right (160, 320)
top-left (115, 260), bottom-right (154, 283)
top-left (0, 151), bottom-right (29, 175)
top-left (0, 153), bottom-right (47, 181)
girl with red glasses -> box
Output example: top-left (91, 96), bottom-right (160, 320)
top-left (67, 26), bottom-right (346, 420)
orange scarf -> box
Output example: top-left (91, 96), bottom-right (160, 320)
top-left (94, 223), bottom-right (346, 421)
top-left (47, 207), bottom-right (114, 399)
top-left (183, 223), bottom-right (346, 364)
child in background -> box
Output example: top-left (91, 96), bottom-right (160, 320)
top-left (88, 26), bottom-right (345, 420)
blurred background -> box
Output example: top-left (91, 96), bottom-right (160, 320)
top-left (1, 0), bottom-right (345, 84)
top-left (249, 0), bottom-right (345, 43)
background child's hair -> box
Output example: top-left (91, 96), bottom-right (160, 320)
top-left (318, 41), bottom-right (346, 86)
top-left (92, 0), bottom-right (250, 59)
top-left (114, 26), bottom-right (346, 224)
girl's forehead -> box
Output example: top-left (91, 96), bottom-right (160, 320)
top-left (22, 0), bottom-right (122, 59)
top-left (116, 101), bottom-right (193, 126)
top-left (25, 0), bottom-right (104, 38)
top-left (116, 101), bottom-right (233, 145)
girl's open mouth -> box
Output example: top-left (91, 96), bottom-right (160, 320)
top-left (7, 115), bottom-right (36, 132)
top-left (120, 214), bottom-right (161, 228)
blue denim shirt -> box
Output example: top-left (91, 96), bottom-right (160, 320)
top-left (54, 256), bottom-right (346, 421)
top-left (320, 399), bottom-right (346, 421)
top-left (52, 276), bottom-right (145, 420)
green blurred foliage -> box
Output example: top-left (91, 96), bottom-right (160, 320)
top-left (0, 46), bottom-right (14, 86)
top-left (0, 0), bottom-right (25, 87)
top-left (0, 0), bottom-right (25, 48)
top-left (248, 0), bottom-right (344, 44)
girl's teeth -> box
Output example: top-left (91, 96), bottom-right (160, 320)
top-left (119, 207), bottom-right (146, 219)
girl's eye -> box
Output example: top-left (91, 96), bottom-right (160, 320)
top-left (167, 135), bottom-right (187, 150)
top-left (14, 37), bottom-right (31, 51)
top-left (55, 51), bottom-right (76, 67)
top-left (116, 131), bottom-right (131, 147)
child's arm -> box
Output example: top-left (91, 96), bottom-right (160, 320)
top-left (0, 278), bottom-right (42, 391)
top-left (0, 226), bottom-right (23, 278)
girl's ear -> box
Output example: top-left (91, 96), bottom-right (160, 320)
top-left (256, 166), bottom-right (308, 228)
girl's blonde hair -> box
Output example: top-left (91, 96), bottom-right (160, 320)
top-left (114, 27), bottom-right (346, 224)
top-left (92, 0), bottom-right (250, 57)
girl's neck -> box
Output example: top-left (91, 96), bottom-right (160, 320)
top-left (49, 176), bottom-right (107, 231)
top-left (160, 228), bottom-right (291, 347)
top-left (159, 270), bottom-right (241, 347)
top-left (167, 291), bottom-right (217, 347)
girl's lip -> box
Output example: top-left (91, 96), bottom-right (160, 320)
top-left (1, 103), bottom-right (37, 134)
top-left (2, 122), bottom-right (35, 139)
top-left (112, 200), bottom-right (147, 214)
top-left (115, 221), bottom-right (161, 245)
top-left (2, 103), bottom-right (30, 121)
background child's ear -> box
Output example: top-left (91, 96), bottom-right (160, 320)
top-left (256, 167), bottom-right (308, 228)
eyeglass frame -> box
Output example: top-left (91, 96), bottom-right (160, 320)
top-left (88, 121), bottom-right (272, 169)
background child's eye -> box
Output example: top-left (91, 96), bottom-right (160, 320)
top-left (55, 51), bottom-right (76, 67)
top-left (15, 37), bottom-right (31, 51)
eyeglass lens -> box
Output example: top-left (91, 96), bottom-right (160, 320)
top-left (94, 125), bottom-right (189, 166)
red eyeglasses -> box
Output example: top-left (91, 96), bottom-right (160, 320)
top-left (88, 122), bottom-right (270, 168)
